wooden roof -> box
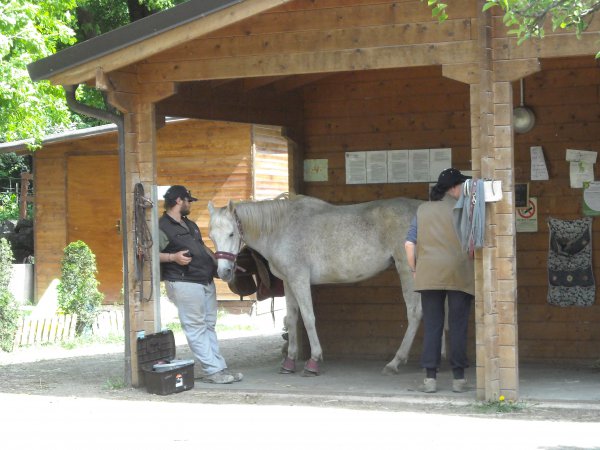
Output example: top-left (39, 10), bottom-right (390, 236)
top-left (27, 0), bottom-right (294, 86)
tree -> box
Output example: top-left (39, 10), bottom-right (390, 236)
top-left (0, 0), bottom-right (78, 145)
top-left (0, 0), bottom-right (186, 146)
top-left (426, 0), bottom-right (600, 51)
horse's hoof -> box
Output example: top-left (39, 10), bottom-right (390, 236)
top-left (381, 365), bottom-right (399, 375)
top-left (302, 358), bottom-right (319, 376)
top-left (279, 357), bottom-right (295, 374)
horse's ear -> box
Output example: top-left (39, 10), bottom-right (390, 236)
top-left (207, 201), bottom-right (214, 215)
top-left (227, 200), bottom-right (235, 213)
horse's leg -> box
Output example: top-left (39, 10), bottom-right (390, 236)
top-left (280, 290), bottom-right (299, 374)
top-left (383, 260), bottom-right (423, 375)
top-left (285, 277), bottom-right (322, 376)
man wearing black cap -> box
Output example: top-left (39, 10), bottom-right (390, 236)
top-left (159, 185), bottom-right (242, 384)
top-left (409, 168), bottom-right (474, 394)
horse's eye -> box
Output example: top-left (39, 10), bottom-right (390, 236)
top-left (229, 232), bottom-right (234, 238)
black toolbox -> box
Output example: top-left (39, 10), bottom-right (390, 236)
top-left (137, 330), bottom-right (195, 395)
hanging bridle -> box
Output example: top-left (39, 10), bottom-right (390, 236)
top-left (214, 208), bottom-right (246, 272)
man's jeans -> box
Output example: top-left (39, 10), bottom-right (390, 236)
top-left (166, 280), bottom-right (227, 376)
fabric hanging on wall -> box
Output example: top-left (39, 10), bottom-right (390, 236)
top-left (547, 217), bottom-right (595, 307)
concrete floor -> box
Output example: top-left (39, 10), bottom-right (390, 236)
top-left (169, 303), bottom-right (600, 409)
top-left (194, 330), bottom-right (600, 408)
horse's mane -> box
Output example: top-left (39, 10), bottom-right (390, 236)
top-left (233, 194), bottom-right (298, 241)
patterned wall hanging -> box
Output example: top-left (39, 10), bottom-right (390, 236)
top-left (547, 217), bottom-right (595, 307)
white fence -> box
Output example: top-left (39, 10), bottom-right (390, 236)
top-left (13, 309), bottom-right (124, 348)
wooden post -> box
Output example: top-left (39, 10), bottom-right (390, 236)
top-left (19, 172), bottom-right (33, 220)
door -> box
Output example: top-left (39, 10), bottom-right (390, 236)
top-left (67, 154), bottom-right (122, 303)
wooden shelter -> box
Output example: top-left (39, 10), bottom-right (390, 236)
top-left (0, 119), bottom-right (289, 305)
top-left (27, 0), bottom-right (600, 400)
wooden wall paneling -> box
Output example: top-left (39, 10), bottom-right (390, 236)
top-left (155, 119), bottom-right (254, 300)
top-left (301, 66), bottom-right (471, 358)
top-left (33, 152), bottom-right (68, 302)
top-left (252, 125), bottom-right (290, 200)
top-left (66, 154), bottom-right (122, 303)
top-left (513, 56), bottom-right (600, 362)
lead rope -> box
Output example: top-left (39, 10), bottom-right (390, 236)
top-left (134, 183), bottom-right (154, 302)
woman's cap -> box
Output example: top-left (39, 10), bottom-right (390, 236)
top-left (436, 168), bottom-right (471, 189)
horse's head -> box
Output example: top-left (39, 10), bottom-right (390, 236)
top-left (207, 200), bottom-right (242, 282)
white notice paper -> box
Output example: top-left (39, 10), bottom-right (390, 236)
top-left (530, 146), bottom-right (549, 180)
top-left (409, 149), bottom-right (430, 182)
top-left (387, 150), bottom-right (409, 183)
top-left (570, 161), bottom-right (594, 188)
top-left (345, 152), bottom-right (366, 184)
top-left (366, 151), bottom-right (388, 184)
top-left (429, 148), bottom-right (452, 181)
top-left (303, 159), bottom-right (328, 182)
top-left (566, 149), bottom-right (597, 164)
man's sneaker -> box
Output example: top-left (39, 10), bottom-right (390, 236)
top-left (223, 369), bottom-right (243, 382)
top-left (200, 370), bottom-right (234, 384)
top-left (452, 378), bottom-right (468, 393)
top-left (418, 377), bottom-right (437, 393)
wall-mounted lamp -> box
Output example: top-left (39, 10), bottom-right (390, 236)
top-left (513, 78), bottom-right (536, 134)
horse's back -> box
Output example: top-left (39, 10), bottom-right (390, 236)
top-left (271, 196), bottom-right (423, 284)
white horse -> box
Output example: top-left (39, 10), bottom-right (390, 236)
top-left (208, 195), bottom-right (423, 375)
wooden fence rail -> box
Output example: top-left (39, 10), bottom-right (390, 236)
top-left (12, 309), bottom-right (125, 349)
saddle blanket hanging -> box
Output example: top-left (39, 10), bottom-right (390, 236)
top-left (547, 217), bottom-right (595, 307)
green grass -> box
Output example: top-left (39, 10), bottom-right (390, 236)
top-left (474, 397), bottom-right (527, 414)
top-left (60, 332), bottom-right (124, 350)
top-left (104, 376), bottom-right (126, 390)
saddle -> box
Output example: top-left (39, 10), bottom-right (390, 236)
top-left (227, 246), bottom-right (284, 301)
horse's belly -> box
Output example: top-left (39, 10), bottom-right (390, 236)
top-left (311, 258), bottom-right (391, 284)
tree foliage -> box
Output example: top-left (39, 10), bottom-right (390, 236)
top-left (0, 0), bottom-right (186, 146)
top-left (0, 0), bottom-right (78, 145)
top-left (0, 238), bottom-right (19, 352)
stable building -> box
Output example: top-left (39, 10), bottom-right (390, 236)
top-left (26, 0), bottom-right (600, 400)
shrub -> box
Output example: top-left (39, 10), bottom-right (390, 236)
top-left (0, 192), bottom-right (20, 222)
top-left (57, 241), bottom-right (104, 335)
top-left (0, 238), bottom-right (19, 351)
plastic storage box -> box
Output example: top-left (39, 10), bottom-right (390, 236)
top-left (137, 330), bottom-right (195, 395)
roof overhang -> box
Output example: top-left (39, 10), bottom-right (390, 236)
top-left (27, 0), bottom-right (292, 86)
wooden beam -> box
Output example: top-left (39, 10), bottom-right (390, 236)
top-left (501, 32), bottom-right (600, 60)
top-left (494, 58), bottom-right (541, 82)
top-left (242, 76), bottom-right (288, 91)
top-left (148, 19), bottom-right (474, 64)
top-left (273, 73), bottom-right (336, 92)
top-left (47, 0), bottom-right (298, 86)
top-left (442, 63), bottom-right (479, 85)
top-left (138, 41), bottom-right (479, 82)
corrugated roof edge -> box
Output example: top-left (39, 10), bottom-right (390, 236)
top-left (0, 118), bottom-right (188, 154)
top-left (27, 0), bottom-right (242, 82)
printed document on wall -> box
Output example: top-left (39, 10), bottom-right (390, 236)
top-left (566, 149), bottom-right (597, 188)
top-left (345, 152), bottom-right (366, 184)
top-left (387, 150), bottom-right (409, 183)
top-left (429, 148), bottom-right (452, 181)
top-left (366, 151), bottom-right (388, 183)
top-left (409, 149), bottom-right (430, 182)
top-left (530, 146), bottom-right (549, 180)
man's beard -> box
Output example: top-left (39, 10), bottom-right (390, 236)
top-left (181, 205), bottom-right (191, 216)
